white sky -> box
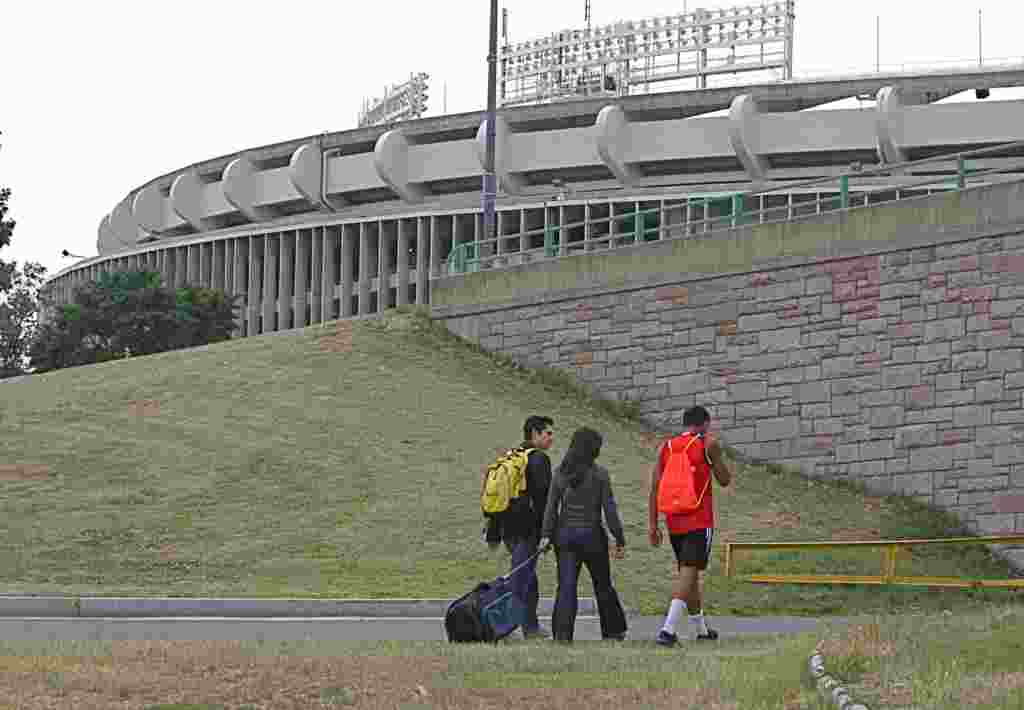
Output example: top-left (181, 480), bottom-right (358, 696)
top-left (2, 0), bottom-right (1024, 280)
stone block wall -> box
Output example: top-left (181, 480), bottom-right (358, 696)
top-left (435, 230), bottom-right (1024, 566)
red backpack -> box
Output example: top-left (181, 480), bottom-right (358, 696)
top-left (657, 433), bottom-right (710, 515)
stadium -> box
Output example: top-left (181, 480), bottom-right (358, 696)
top-left (39, 0), bottom-right (1024, 334)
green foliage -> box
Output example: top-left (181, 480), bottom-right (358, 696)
top-left (0, 260), bottom-right (47, 378)
top-left (29, 269), bottom-right (241, 373)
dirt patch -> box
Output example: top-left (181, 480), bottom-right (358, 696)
top-left (0, 643), bottom-right (754, 709)
top-left (959, 671), bottom-right (1024, 706)
top-left (0, 642), bottom-right (447, 709)
top-left (0, 464), bottom-right (51, 481)
top-left (158, 544), bottom-right (178, 561)
top-left (127, 400), bottom-right (161, 417)
top-left (862, 497), bottom-right (885, 513)
top-left (830, 528), bottom-right (882, 541)
top-left (318, 321), bottom-right (355, 354)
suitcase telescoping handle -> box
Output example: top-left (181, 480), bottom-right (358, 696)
top-left (498, 545), bottom-right (549, 583)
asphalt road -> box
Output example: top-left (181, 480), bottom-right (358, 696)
top-left (0, 615), bottom-right (859, 643)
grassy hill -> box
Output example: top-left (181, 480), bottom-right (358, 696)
top-left (0, 308), bottom-right (1020, 616)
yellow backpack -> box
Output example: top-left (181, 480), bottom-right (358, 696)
top-left (480, 447), bottom-right (535, 516)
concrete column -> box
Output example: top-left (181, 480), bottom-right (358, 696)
top-left (223, 240), bottom-right (235, 334)
top-left (341, 224), bottom-right (356, 317)
top-left (475, 115), bottom-right (525, 195)
top-left (377, 220), bottom-right (391, 314)
top-left (199, 243), bottom-right (208, 287)
top-left (495, 210), bottom-right (505, 264)
top-left (223, 155), bottom-right (277, 222)
top-left (397, 219), bottom-right (411, 306)
top-left (559, 204), bottom-right (568, 257)
top-left (358, 222), bottom-right (372, 315)
top-left (263, 234), bottom-right (278, 332)
top-left (374, 129), bottom-right (427, 203)
top-left (519, 208), bottom-right (528, 255)
top-left (295, 229), bottom-right (310, 328)
top-left (415, 217), bottom-right (428, 305)
top-left (233, 238), bottom-right (248, 337)
top-left (595, 105), bottom-right (641, 186)
top-left (205, 242), bottom-right (215, 287)
top-left (279, 231), bottom-right (295, 331)
top-left (728, 94), bottom-right (769, 182)
top-left (187, 244), bottom-right (200, 285)
top-left (176, 247), bottom-right (187, 288)
top-left (248, 236), bottom-right (261, 335)
top-left (876, 86), bottom-right (916, 165)
top-left (322, 226), bottom-right (340, 323)
top-left (310, 226), bottom-right (323, 324)
top-left (213, 241), bottom-right (225, 291)
top-left (429, 216), bottom-right (441, 278)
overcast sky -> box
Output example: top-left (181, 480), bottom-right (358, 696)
top-left (3, 0), bottom-right (1024, 281)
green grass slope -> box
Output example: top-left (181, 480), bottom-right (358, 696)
top-left (0, 309), bottom-right (1020, 616)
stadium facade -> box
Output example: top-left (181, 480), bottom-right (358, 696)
top-left (40, 64), bottom-right (1024, 337)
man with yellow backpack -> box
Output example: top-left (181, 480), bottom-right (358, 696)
top-left (481, 415), bottom-right (555, 640)
top-left (648, 405), bottom-right (733, 647)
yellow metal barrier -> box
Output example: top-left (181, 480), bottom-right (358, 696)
top-left (724, 535), bottom-right (1024, 588)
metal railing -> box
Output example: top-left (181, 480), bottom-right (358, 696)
top-left (724, 535), bottom-right (1024, 588)
top-left (442, 139), bottom-right (1024, 275)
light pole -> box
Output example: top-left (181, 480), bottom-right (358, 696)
top-left (483, 0), bottom-right (499, 254)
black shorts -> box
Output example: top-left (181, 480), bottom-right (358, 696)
top-left (670, 529), bottom-right (714, 570)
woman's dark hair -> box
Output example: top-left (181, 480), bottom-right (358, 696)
top-left (557, 427), bottom-right (603, 488)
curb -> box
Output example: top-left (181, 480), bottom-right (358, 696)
top-left (808, 649), bottom-right (871, 710)
top-left (0, 596), bottom-right (606, 619)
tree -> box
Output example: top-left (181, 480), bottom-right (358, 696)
top-left (0, 131), bottom-right (43, 377)
top-left (0, 187), bottom-right (14, 293)
top-left (0, 131), bottom-right (15, 292)
top-left (0, 261), bottom-right (47, 378)
top-left (29, 270), bottom-right (241, 373)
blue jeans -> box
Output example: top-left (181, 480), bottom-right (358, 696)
top-left (505, 536), bottom-right (540, 631)
top-left (552, 527), bottom-right (627, 641)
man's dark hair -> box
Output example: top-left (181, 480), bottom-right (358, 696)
top-left (524, 415), bottom-right (554, 441)
top-left (682, 405), bottom-right (711, 428)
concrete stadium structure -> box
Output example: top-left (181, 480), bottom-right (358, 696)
top-left (41, 64), bottom-right (1024, 335)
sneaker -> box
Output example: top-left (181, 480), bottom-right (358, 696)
top-left (603, 632), bottom-right (628, 641)
top-left (655, 630), bottom-right (678, 647)
top-left (696, 627), bottom-right (719, 642)
top-left (522, 625), bottom-right (551, 640)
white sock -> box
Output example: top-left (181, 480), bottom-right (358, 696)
top-left (662, 599), bottom-right (686, 634)
top-left (690, 611), bottom-right (709, 636)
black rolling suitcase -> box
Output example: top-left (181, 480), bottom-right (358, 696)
top-left (444, 549), bottom-right (545, 643)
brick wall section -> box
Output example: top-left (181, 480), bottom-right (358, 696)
top-left (437, 232), bottom-right (1024, 570)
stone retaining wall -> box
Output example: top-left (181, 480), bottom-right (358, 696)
top-left (434, 225), bottom-right (1024, 567)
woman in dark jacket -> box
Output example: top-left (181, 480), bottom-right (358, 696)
top-left (539, 427), bottom-right (628, 642)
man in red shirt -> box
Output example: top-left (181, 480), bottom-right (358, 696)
top-left (648, 405), bottom-right (733, 646)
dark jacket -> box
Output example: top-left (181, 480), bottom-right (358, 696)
top-left (485, 445), bottom-right (552, 542)
top-left (541, 463), bottom-right (626, 547)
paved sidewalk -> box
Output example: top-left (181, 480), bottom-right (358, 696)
top-left (0, 596), bottom-right (606, 618)
top-left (0, 615), bottom-right (861, 643)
